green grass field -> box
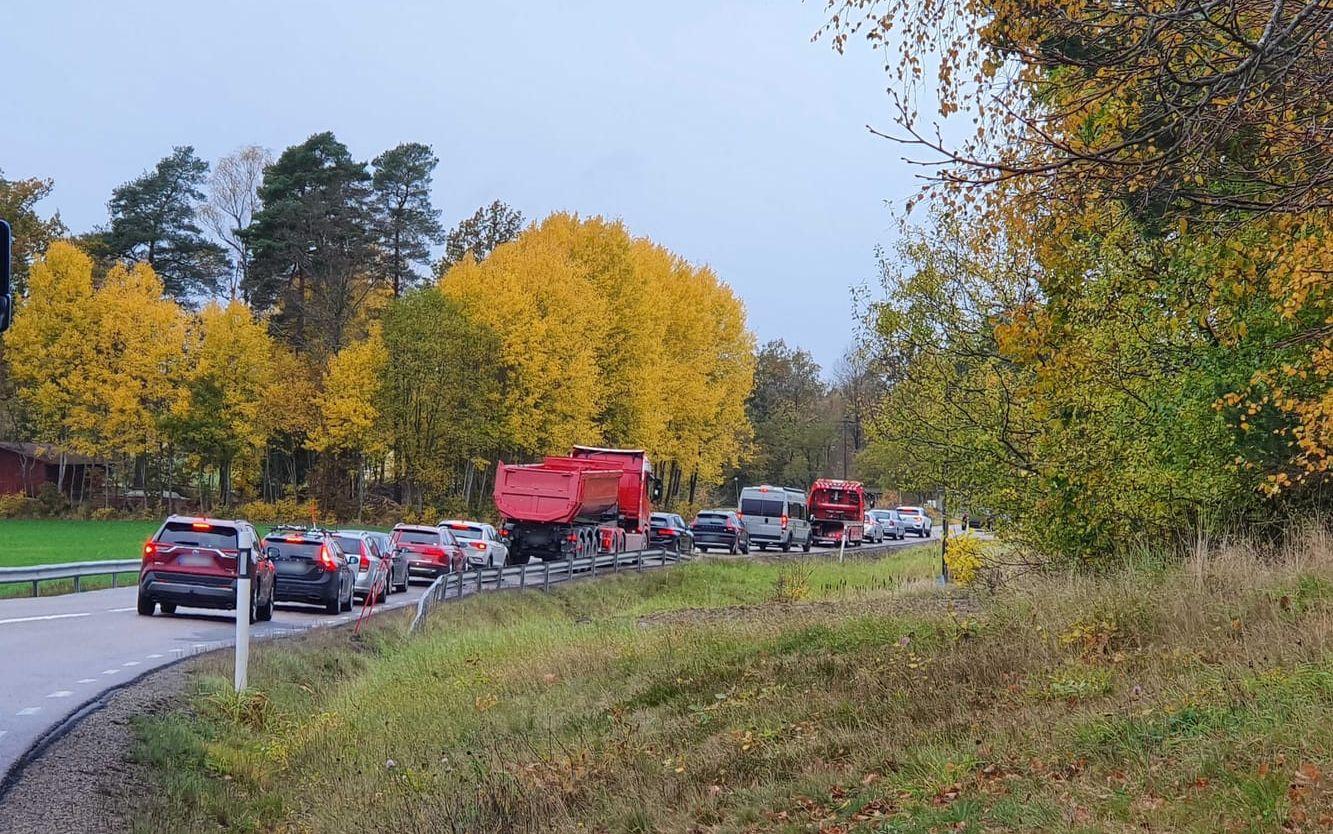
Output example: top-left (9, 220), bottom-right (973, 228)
top-left (0, 519), bottom-right (160, 567)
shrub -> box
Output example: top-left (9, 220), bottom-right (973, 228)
top-left (944, 533), bottom-right (986, 585)
top-left (91, 506), bottom-right (121, 521)
top-left (0, 492), bottom-right (37, 518)
top-left (771, 564), bottom-right (813, 603)
top-left (236, 498), bottom-right (319, 525)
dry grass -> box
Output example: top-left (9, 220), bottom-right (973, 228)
top-left (130, 530), bottom-right (1333, 833)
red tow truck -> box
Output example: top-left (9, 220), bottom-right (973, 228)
top-left (493, 446), bottom-right (661, 563)
top-left (808, 478), bottom-right (867, 547)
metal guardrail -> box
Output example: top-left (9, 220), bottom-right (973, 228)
top-left (410, 547), bottom-right (677, 632)
top-left (0, 559), bottom-right (142, 596)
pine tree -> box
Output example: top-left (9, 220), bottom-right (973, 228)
top-left (371, 143), bottom-right (445, 296)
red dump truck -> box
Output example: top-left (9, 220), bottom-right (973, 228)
top-left (493, 446), bottom-right (661, 563)
top-left (808, 478), bottom-right (867, 547)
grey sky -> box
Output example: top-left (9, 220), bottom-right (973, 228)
top-left (2, 0), bottom-right (917, 372)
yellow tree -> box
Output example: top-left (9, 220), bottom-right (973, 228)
top-left (69, 262), bottom-right (187, 500)
top-left (442, 215), bottom-right (605, 456)
top-left (3, 242), bottom-right (99, 491)
top-left (171, 302), bottom-right (279, 506)
top-left (309, 329), bottom-right (389, 515)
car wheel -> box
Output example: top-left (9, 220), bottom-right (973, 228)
top-left (742, 538), bottom-right (751, 555)
top-left (341, 584), bottom-right (354, 612)
top-left (160, 602), bottom-right (178, 615)
top-left (325, 591), bottom-right (341, 615)
top-left (256, 588), bottom-right (273, 621)
top-left (802, 536), bottom-right (812, 553)
top-left (758, 543), bottom-right (767, 551)
top-left (137, 594), bottom-right (155, 616)
top-left (781, 536), bottom-right (792, 553)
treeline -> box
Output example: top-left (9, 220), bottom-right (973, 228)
top-left (0, 133), bottom-right (753, 519)
top-left (831, 0), bottom-right (1333, 560)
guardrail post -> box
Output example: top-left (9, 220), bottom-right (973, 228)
top-left (73, 575), bottom-right (81, 594)
top-left (475, 569), bottom-right (483, 593)
top-left (519, 564), bottom-right (527, 589)
top-left (636, 550), bottom-right (642, 572)
top-left (590, 553), bottom-right (597, 578)
top-left (111, 572), bottom-right (118, 589)
top-left (31, 580), bottom-right (38, 597)
top-left (544, 560), bottom-right (552, 591)
top-left (613, 551), bottom-right (620, 573)
top-left (568, 557), bottom-right (574, 580)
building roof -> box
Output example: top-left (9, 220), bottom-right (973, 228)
top-left (0, 442), bottom-right (106, 466)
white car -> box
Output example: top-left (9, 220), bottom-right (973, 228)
top-left (868, 509), bottom-right (905, 540)
top-left (438, 520), bottom-right (510, 567)
top-left (895, 506), bottom-right (933, 538)
top-left (862, 514), bottom-right (885, 543)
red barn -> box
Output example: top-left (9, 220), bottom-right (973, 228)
top-left (0, 442), bottom-right (106, 501)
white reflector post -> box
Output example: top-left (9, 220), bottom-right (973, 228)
top-left (235, 548), bottom-right (251, 692)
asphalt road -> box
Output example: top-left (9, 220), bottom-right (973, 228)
top-left (0, 530), bottom-right (938, 786)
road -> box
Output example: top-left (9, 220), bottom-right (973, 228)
top-left (0, 531), bottom-right (936, 787)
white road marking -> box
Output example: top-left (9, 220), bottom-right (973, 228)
top-left (107, 607), bottom-right (137, 613)
top-left (77, 678), bottom-right (96, 684)
top-left (192, 643), bottom-right (205, 649)
top-left (147, 653), bottom-right (163, 659)
top-left (122, 660), bottom-right (140, 666)
top-left (16, 707), bottom-right (40, 716)
top-left (46, 691), bottom-right (73, 699)
top-left (0, 612), bottom-right (92, 626)
top-left (0, 730), bottom-right (8, 740)
top-left (101, 669), bottom-right (119, 675)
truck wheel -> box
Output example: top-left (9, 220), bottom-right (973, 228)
top-left (781, 537), bottom-right (792, 553)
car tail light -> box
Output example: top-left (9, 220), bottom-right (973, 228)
top-left (191, 522), bottom-right (210, 531)
top-left (421, 546), bottom-right (446, 560)
top-left (735, 511), bottom-right (743, 521)
top-left (781, 514), bottom-right (789, 530)
top-left (142, 541), bottom-right (156, 561)
top-left (317, 545), bottom-right (338, 572)
top-left (285, 535), bottom-right (305, 543)
top-left (725, 520), bottom-right (737, 531)
top-left (566, 533), bottom-right (578, 543)
top-left (499, 528), bottom-right (511, 538)
top-left (661, 528), bottom-right (678, 536)
top-left (468, 541), bottom-right (487, 551)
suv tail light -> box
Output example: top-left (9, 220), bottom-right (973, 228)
top-left (421, 546), bottom-right (446, 559)
top-left (317, 545), bottom-right (338, 572)
top-left (468, 541), bottom-right (487, 551)
top-left (142, 541), bottom-right (156, 561)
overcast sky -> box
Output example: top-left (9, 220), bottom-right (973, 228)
top-left (2, 0), bottom-right (918, 372)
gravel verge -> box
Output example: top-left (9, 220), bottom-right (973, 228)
top-left (0, 660), bottom-right (195, 834)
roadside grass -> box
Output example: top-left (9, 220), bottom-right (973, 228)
top-left (130, 529), bottom-right (1333, 833)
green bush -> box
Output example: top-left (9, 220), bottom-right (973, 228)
top-left (0, 492), bottom-right (38, 518)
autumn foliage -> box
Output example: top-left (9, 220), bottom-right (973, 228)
top-left (0, 215), bottom-right (754, 518)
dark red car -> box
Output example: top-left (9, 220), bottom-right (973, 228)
top-left (391, 524), bottom-right (465, 581)
top-left (137, 515), bottom-right (275, 620)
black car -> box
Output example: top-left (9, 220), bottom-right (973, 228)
top-left (690, 509), bottom-right (749, 554)
top-left (262, 527), bottom-right (356, 614)
top-left (649, 512), bottom-right (694, 554)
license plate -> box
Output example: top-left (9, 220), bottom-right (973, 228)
top-left (178, 553), bottom-right (214, 567)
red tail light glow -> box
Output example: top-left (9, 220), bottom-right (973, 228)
top-left (468, 541), bottom-right (487, 551)
top-left (421, 546), bottom-right (446, 560)
top-left (566, 533), bottom-right (578, 543)
top-left (780, 514), bottom-right (789, 530)
top-left (142, 541), bottom-right (156, 560)
top-left (317, 545), bottom-right (338, 572)
top-left (191, 522), bottom-right (210, 531)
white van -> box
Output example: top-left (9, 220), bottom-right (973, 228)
top-left (738, 485), bottom-right (812, 552)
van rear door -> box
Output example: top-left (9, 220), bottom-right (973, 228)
top-left (740, 492), bottom-right (786, 541)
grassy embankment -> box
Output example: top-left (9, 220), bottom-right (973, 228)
top-left (132, 531), bottom-right (1333, 833)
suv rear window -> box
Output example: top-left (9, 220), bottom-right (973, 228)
top-left (264, 537), bottom-right (324, 558)
top-left (741, 497), bottom-right (784, 516)
top-left (158, 522), bottom-right (238, 550)
top-left (335, 536), bottom-right (366, 555)
top-left (394, 530), bottom-right (439, 545)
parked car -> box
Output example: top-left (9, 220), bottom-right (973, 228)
top-left (649, 512), bottom-right (695, 554)
top-left (691, 509), bottom-right (749, 554)
top-left (863, 513), bottom-right (885, 543)
top-left (334, 529), bottom-right (395, 604)
top-left (439, 520), bottom-right (510, 567)
top-left (738, 485), bottom-right (812, 552)
top-left (867, 508), bottom-right (905, 540)
top-left (895, 506), bottom-right (933, 538)
top-left (263, 527), bottom-right (356, 614)
top-left (392, 524), bottom-right (465, 581)
top-left (341, 529), bottom-right (409, 593)
top-left (137, 515), bottom-right (274, 620)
